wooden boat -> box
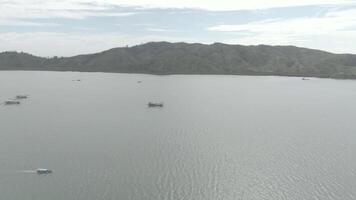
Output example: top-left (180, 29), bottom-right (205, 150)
top-left (16, 95), bottom-right (28, 99)
top-left (36, 168), bottom-right (53, 174)
top-left (148, 102), bottom-right (164, 107)
top-left (4, 100), bottom-right (20, 105)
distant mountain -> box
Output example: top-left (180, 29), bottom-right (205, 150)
top-left (1, 42), bottom-right (356, 79)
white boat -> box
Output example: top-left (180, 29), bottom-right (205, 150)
top-left (36, 168), bottom-right (53, 174)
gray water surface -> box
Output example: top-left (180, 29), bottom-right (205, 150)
top-left (0, 71), bottom-right (355, 200)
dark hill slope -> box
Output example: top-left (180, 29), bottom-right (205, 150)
top-left (1, 42), bottom-right (356, 79)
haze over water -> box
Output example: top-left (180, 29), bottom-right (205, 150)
top-left (0, 71), bottom-right (355, 200)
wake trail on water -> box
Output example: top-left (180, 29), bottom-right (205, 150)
top-left (17, 170), bottom-right (37, 174)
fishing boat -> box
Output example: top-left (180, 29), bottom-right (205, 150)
top-left (148, 102), bottom-right (164, 107)
top-left (16, 95), bottom-right (28, 99)
top-left (36, 168), bottom-right (53, 174)
top-left (4, 100), bottom-right (20, 105)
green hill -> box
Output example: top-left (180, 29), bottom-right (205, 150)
top-left (1, 42), bottom-right (356, 79)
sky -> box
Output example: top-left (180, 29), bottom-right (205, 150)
top-left (1, 0), bottom-right (356, 57)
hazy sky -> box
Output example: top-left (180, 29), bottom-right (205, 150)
top-left (1, 0), bottom-right (356, 56)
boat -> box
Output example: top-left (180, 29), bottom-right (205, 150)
top-left (16, 95), bottom-right (28, 99)
top-left (302, 77), bottom-right (310, 80)
top-left (36, 168), bottom-right (53, 174)
top-left (4, 100), bottom-right (20, 105)
top-left (148, 102), bottom-right (164, 107)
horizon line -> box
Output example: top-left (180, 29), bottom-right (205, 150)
top-left (1, 41), bottom-right (353, 58)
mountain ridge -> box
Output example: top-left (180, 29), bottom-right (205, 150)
top-left (1, 42), bottom-right (356, 79)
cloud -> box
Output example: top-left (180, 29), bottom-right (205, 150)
top-left (2, 1), bottom-right (356, 55)
top-left (1, 0), bottom-right (354, 25)
top-left (207, 8), bottom-right (356, 53)
top-left (0, 0), bottom-right (137, 20)
top-left (0, 0), bottom-right (354, 20)
top-left (0, 20), bottom-right (60, 26)
top-left (208, 11), bottom-right (356, 35)
top-left (146, 28), bottom-right (182, 33)
top-left (90, 0), bottom-right (355, 11)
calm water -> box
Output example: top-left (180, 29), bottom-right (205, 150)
top-left (0, 71), bottom-right (356, 200)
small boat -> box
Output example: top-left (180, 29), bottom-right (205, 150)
top-left (16, 95), bottom-right (28, 99)
top-left (302, 77), bottom-right (310, 80)
top-left (148, 102), bottom-right (164, 107)
top-left (36, 168), bottom-right (53, 174)
top-left (4, 100), bottom-right (20, 105)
